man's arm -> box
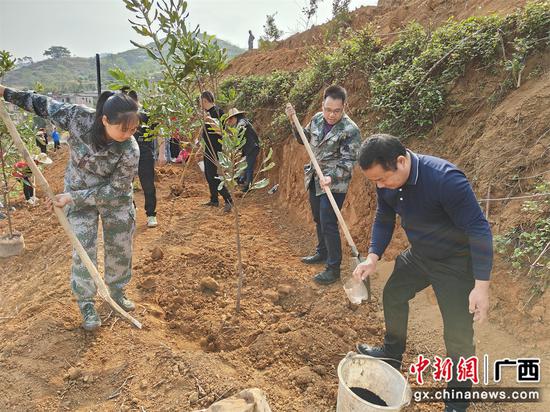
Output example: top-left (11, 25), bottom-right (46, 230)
top-left (441, 170), bottom-right (493, 322)
top-left (368, 191), bottom-right (397, 260)
top-left (354, 192), bottom-right (396, 280)
top-left (441, 170), bottom-right (493, 281)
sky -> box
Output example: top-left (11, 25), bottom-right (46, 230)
top-left (0, 0), bottom-right (378, 62)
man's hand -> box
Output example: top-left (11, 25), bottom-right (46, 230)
top-left (469, 280), bottom-right (490, 323)
top-left (285, 103), bottom-right (296, 120)
top-left (353, 253), bottom-right (379, 281)
top-left (320, 175), bottom-right (332, 190)
top-left (45, 193), bottom-right (73, 211)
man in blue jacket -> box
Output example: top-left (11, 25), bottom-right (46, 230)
top-left (354, 134), bottom-right (492, 412)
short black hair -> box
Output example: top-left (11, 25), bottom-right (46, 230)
top-left (358, 134), bottom-right (407, 171)
top-left (128, 90), bottom-right (138, 102)
top-left (201, 90), bottom-right (215, 103)
top-left (323, 85), bottom-right (347, 104)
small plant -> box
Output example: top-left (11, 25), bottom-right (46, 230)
top-left (124, 0), bottom-right (275, 314)
top-left (262, 13), bottom-right (283, 42)
top-left (495, 180), bottom-right (550, 305)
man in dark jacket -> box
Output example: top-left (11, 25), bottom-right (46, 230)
top-left (353, 134), bottom-right (493, 412)
top-left (200, 91), bottom-right (232, 213)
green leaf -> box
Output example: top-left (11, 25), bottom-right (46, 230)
top-left (251, 178), bottom-right (270, 190)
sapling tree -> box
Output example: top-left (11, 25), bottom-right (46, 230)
top-left (0, 51), bottom-right (16, 238)
top-left (123, 0), bottom-right (275, 313)
top-left (0, 51), bottom-right (37, 240)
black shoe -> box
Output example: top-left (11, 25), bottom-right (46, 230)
top-left (313, 268), bottom-right (340, 285)
top-left (301, 253), bottom-right (326, 264)
top-left (356, 343), bottom-right (402, 370)
top-left (202, 201), bottom-right (219, 207)
top-left (110, 290), bottom-right (135, 312)
top-left (223, 202), bottom-right (233, 213)
top-left (79, 303), bottom-right (101, 331)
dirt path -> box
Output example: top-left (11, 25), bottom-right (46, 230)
top-left (0, 150), bottom-right (547, 411)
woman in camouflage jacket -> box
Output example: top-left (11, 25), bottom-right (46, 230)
top-left (1, 84), bottom-right (140, 331)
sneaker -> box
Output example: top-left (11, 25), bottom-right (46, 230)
top-left (26, 197), bottom-right (37, 206)
top-left (110, 290), bottom-right (135, 312)
top-left (147, 216), bottom-right (158, 228)
top-left (79, 303), bottom-right (101, 331)
top-left (223, 203), bottom-right (232, 213)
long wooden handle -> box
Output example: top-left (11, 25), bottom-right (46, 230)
top-left (0, 101), bottom-right (142, 329)
top-left (290, 111), bottom-right (359, 256)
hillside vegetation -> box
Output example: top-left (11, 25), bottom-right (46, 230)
top-left (4, 37), bottom-right (244, 92)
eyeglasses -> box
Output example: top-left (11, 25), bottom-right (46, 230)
top-left (322, 106), bottom-right (343, 115)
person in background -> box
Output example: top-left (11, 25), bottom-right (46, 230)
top-left (176, 142), bottom-right (193, 164)
top-left (13, 160), bottom-right (35, 205)
top-left (225, 108), bottom-right (260, 192)
top-left (35, 128), bottom-right (48, 154)
top-left (12, 153), bottom-right (53, 206)
top-left (199, 90), bottom-right (233, 213)
top-left (248, 30), bottom-right (255, 50)
top-left (1, 83), bottom-right (140, 332)
top-left (52, 125), bottom-right (61, 151)
top-left (127, 90), bottom-right (158, 228)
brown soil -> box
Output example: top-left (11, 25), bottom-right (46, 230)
top-left (1, 142), bottom-right (548, 411)
top-left (225, 0), bottom-right (530, 76)
top-left (2, 1), bottom-right (549, 411)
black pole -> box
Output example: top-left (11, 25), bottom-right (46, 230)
top-left (95, 53), bottom-right (101, 96)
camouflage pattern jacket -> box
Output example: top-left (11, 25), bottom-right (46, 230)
top-left (294, 112), bottom-right (361, 196)
top-left (4, 89), bottom-right (139, 209)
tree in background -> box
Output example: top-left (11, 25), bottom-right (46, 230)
top-left (302, 0), bottom-right (321, 29)
top-left (332, 0), bottom-right (351, 17)
top-left (15, 56), bottom-right (33, 67)
top-left (262, 13), bottom-right (284, 42)
top-left (43, 46), bottom-right (71, 59)
top-left (123, 0), bottom-right (274, 314)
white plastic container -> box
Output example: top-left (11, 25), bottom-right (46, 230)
top-left (197, 160), bottom-right (205, 172)
top-left (337, 352), bottom-right (411, 411)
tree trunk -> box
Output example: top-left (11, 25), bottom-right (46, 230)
top-left (0, 135), bottom-right (14, 238)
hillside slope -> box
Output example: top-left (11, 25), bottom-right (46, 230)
top-left (4, 37), bottom-right (244, 92)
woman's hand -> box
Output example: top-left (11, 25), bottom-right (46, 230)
top-left (45, 193), bottom-right (73, 211)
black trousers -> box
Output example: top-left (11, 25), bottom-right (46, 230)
top-left (22, 177), bottom-right (34, 200)
top-left (308, 178), bottom-right (346, 271)
top-left (53, 140), bottom-right (60, 151)
top-left (383, 248), bottom-right (475, 411)
top-left (169, 138), bottom-right (180, 159)
top-left (138, 155), bottom-right (156, 217)
top-left (204, 156), bottom-right (231, 204)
